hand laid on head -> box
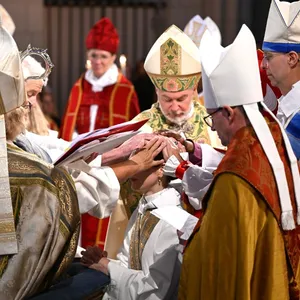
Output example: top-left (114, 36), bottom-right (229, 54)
top-left (159, 130), bottom-right (195, 153)
top-left (129, 136), bottom-right (166, 170)
top-left (162, 138), bottom-right (184, 162)
top-left (80, 246), bottom-right (108, 267)
top-left (119, 133), bottom-right (157, 159)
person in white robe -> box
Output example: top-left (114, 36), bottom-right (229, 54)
top-left (81, 150), bottom-right (183, 300)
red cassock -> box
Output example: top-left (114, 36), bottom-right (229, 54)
top-left (59, 72), bottom-right (140, 249)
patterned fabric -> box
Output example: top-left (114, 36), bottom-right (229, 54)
top-left (129, 210), bottom-right (160, 270)
top-left (0, 143), bottom-right (80, 299)
top-left (149, 38), bottom-right (201, 91)
top-left (134, 101), bottom-right (210, 143)
top-left (286, 112), bottom-right (300, 160)
top-left (85, 17), bottom-right (119, 53)
top-left (199, 122), bottom-right (300, 299)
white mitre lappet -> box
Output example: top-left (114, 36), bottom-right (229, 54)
top-left (263, 0), bottom-right (300, 52)
top-left (200, 24), bottom-right (300, 230)
top-left (144, 25), bottom-right (201, 92)
top-left (0, 17), bottom-right (26, 255)
top-left (184, 15), bottom-right (222, 48)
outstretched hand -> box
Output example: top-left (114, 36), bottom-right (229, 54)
top-left (129, 136), bottom-right (166, 170)
top-left (162, 138), bottom-right (184, 162)
top-left (119, 133), bottom-right (157, 159)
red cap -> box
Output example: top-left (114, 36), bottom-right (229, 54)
top-left (85, 17), bottom-right (119, 53)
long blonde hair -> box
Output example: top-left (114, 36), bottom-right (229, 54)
top-left (27, 102), bottom-right (50, 136)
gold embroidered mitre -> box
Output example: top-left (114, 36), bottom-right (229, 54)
top-left (144, 25), bottom-right (201, 92)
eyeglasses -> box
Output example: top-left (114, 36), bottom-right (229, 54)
top-left (22, 102), bottom-right (32, 111)
top-left (203, 108), bottom-right (222, 128)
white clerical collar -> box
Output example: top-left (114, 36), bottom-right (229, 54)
top-left (279, 80), bottom-right (300, 119)
top-left (85, 63), bottom-right (119, 92)
top-left (138, 187), bottom-right (180, 214)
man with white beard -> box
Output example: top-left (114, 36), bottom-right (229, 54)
top-left (105, 25), bottom-right (212, 258)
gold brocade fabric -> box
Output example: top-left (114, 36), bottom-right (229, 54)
top-left (129, 210), bottom-right (160, 270)
top-left (179, 174), bottom-right (292, 300)
top-left (134, 100), bottom-right (210, 143)
top-left (0, 143), bottom-right (80, 300)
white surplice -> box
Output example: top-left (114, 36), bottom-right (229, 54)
top-left (103, 187), bottom-right (182, 300)
top-left (20, 131), bottom-right (120, 219)
top-left (276, 80), bottom-right (300, 128)
top-left (67, 159), bottom-right (120, 218)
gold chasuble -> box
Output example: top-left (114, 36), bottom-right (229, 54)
top-left (134, 100), bottom-right (210, 143)
top-left (179, 122), bottom-right (300, 300)
top-left (0, 144), bottom-right (80, 300)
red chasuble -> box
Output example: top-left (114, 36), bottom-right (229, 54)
top-left (59, 72), bottom-right (140, 250)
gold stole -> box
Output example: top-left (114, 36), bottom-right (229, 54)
top-left (129, 211), bottom-right (160, 270)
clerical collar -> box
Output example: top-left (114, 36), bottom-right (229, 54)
top-left (138, 187), bottom-right (180, 214)
top-left (85, 63), bottom-right (119, 92)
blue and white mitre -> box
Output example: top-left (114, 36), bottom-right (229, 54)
top-left (263, 0), bottom-right (300, 53)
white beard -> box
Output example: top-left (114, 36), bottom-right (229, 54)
top-left (158, 102), bottom-right (194, 125)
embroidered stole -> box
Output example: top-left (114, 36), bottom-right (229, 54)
top-left (129, 211), bottom-right (160, 270)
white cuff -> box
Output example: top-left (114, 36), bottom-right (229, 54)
top-left (163, 152), bottom-right (189, 177)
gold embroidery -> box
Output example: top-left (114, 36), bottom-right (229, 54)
top-left (148, 73), bottom-right (201, 92)
top-left (160, 38), bottom-right (181, 76)
top-left (129, 211), bottom-right (160, 270)
top-left (0, 220), bottom-right (15, 234)
top-left (0, 94), bottom-right (5, 114)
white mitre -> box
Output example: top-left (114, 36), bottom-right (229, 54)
top-left (263, 0), bottom-right (300, 52)
top-left (183, 15), bottom-right (222, 48)
top-left (0, 17), bottom-right (26, 255)
top-left (200, 24), bottom-right (300, 230)
top-left (22, 55), bottom-right (48, 86)
top-left (0, 5), bottom-right (15, 36)
top-left (144, 25), bottom-right (201, 92)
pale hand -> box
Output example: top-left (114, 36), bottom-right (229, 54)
top-left (129, 136), bottom-right (166, 170)
top-left (119, 133), bottom-right (157, 159)
top-left (162, 138), bottom-right (184, 162)
top-left (159, 130), bottom-right (194, 153)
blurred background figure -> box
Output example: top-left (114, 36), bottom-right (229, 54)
top-left (132, 58), bottom-right (156, 111)
top-left (59, 17), bottom-right (140, 252)
top-left (39, 86), bottom-right (61, 131)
